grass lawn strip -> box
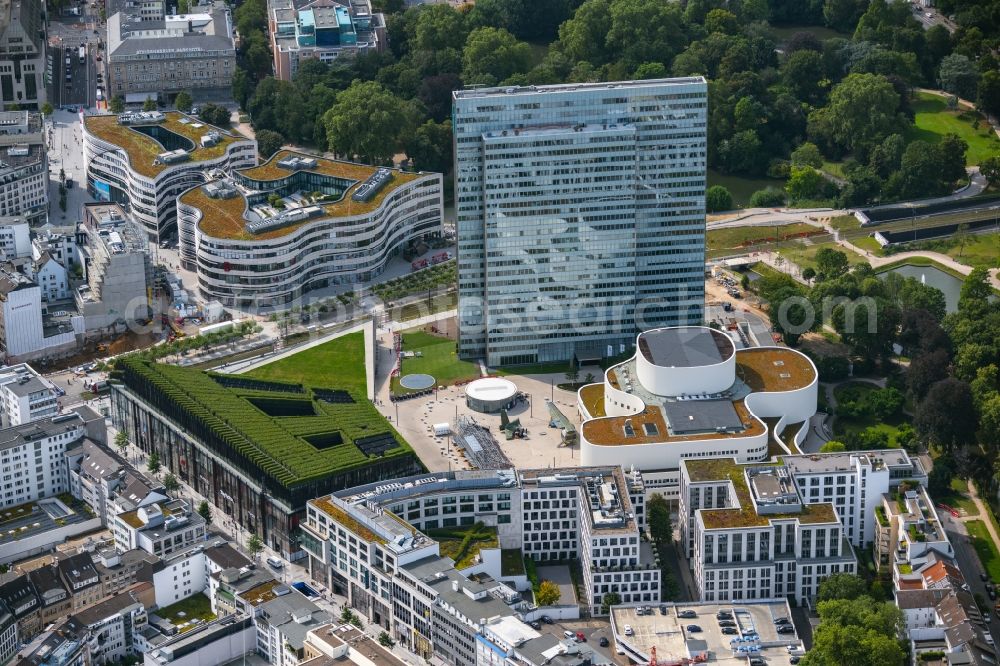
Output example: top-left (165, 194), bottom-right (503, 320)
top-left (248, 331), bottom-right (366, 395)
top-left (967, 519), bottom-right (1000, 582)
top-left (907, 93), bottom-right (1000, 166)
top-left (157, 594), bottom-right (217, 633)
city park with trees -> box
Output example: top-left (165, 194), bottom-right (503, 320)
top-left (224, 0), bottom-right (1000, 210)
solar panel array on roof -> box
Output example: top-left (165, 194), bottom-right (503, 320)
top-left (355, 433), bottom-right (400, 456)
top-left (212, 375), bottom-right (305, 394)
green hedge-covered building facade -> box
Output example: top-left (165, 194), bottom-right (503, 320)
top-left (111, 357), bottom-right (423, 558)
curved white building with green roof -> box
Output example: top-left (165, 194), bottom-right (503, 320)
top-left (82, 111), bottom-right (257, 240)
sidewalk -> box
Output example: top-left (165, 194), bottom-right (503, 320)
top-left (837, 239), bottom-right (1000, 290)
top-left (960, 482), bottom-right (1000, 555)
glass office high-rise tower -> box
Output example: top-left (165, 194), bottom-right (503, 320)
top-left (452, 78), bottom-right (708, 366)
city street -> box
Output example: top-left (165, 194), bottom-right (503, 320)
top-left (46, 108), bottom-right (93, 225)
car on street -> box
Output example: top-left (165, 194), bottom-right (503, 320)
top-left (623, 625), bottom-right (633, 636)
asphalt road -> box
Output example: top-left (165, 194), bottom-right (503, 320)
top-left (941, 511), bottom-right (999, 640)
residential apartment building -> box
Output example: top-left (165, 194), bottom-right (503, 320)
top-left (269, 0), bottom-right (385, 81)
top-left (0, 112), bottom-right (46, 221)
top-left (679, 450), bottom-right (927, 605)
top-left (177, 151), bottom-right (443, 308)
top-left (254, 589), bottom-right (333, 666)
top-left (0, 363), bottom-right (59, 427)
top-left (0, 0), bottom-right (44, 110)
top-left (57, 552), bottom-right (103, 611)
top-left (27, 253), bottom-right (68, 303)
top-left (63, 589), bottom-right (149, 665)
top-left (0, 267), bottom-right (77, 361)
top-left (0, 216), bottom-right (29, 259)
top-left (680, 459), bottom-right (857, 604)
top-left (0, 598), bottom-right (15, 664)
top-left (301, 465), bottom-right (659, 656)
top-left (111, 497), bottom-right (207, 559)
top-left (77, 204), bottom-right (152, 334)
top-left (783, 449), bottom-right (927, 548)
top-left (107, 1), bottom-right (236, 98)
top-left (0, 408), bottom-right (106, 508)
top-left (452, 78), bottom-right (708, 366)
top-left (83, 110), bottom-right (256, 240)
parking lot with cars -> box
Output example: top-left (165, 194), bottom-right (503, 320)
top-left (612, 602), bottom-right (805, 665)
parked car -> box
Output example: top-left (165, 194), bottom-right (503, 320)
top-left (599, 637), bottom-right (609, 647)
top-left (678, 610), bottom-right (697, 618)
top-left (265, 556), bottom-right (283, 569)
top-left (791, 657), bottom-right (801, 664)
top-left (716, 611), bottom-right (733, 619)
top-left (719, 620), bottom-right (736, 627)
top-left (659, 605), bottom-right (667, 615)
top-left (623, 625), bottom-right (634, 637)
top-left (575, 632), bottom-right (586, 642)
top-left (982, 573), bottom-right (989, 582)
top-left (722, 627), bottom-right (739, 635)
top-left (686, 625), bottom-right (702, 633)
top-left (563, 630), bottom-right (575, 640)
top-left (750, 659), bottom-right (766, 666)
top-left (540, 616), bottom-right (553, 625)
top-left (775, 617), bottom-right (790, 625)
top-left (777, 625), bottom-right (796, 634)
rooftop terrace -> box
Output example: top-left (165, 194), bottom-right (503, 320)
top-left (183, 150), bottom-right (424, 241)
top-left (84, 112), bottom-right (247, 178)
top-left (684, 458), bottom-right (838, 529)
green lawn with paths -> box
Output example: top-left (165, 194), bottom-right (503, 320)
top-left (967, 520), bottom-right (1000, 581)
top-left (247, 330), bottom-right (366, 393)
top-left (907, 93), bottom-right (1000, 166)
top-left (391, 329), bottom-right (480, 394)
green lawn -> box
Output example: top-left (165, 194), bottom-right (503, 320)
top-left (157, 594), bottom-right (217, 632)
top-left (426, 524), bottom-right (499, 569)
top-left (775, 240), bottom-right (867, 272)
top-left (934, 477), bottom-right (980, 517)
top-left (708, 169), bottom-right (786, 207)
top-left (905, 231), bottom-right (1000, 270)
top-left (907, 93), bottom-right (1000, 166)
top-left (822, 160), bottom-right (848, 180)
top-left (391, 329), bottom-right (480, 394)
top-left (247, 330), bottom-right (367, 393)
top-left (707, 222), bottom-right (819, 258)
top-left (851, 236), bottom-right (883, 254)
top-left (967, 520), bottom-right (1000, 581)
top-left (829, 214), bottom-right (862, 231)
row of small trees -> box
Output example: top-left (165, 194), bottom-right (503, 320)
top-left (113, 429), bottom-right (265, 559)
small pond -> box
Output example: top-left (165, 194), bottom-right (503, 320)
top-left (879, 263), bottom-right (964, 314)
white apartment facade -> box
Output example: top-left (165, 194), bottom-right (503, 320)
top-left (112, 499), bottom-right (206, 558)
top-left (0, 363), bottom-right (58, 426)
top-left (681, 459), bottom-right (857, 605)
top-left (0, 268), bottom-right (78, 362)
top-left (0, 111), bottom-right (47, 222)
top-left (0, 410), bottom-right (101, 508)
top-left (0, 217), bottom-right (29, 259)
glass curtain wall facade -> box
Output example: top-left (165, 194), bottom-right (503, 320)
top-left (453, 78), bottom-right (708, 366)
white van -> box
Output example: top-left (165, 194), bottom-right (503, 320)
top-left (266, 556), bottom-right (283, 569)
